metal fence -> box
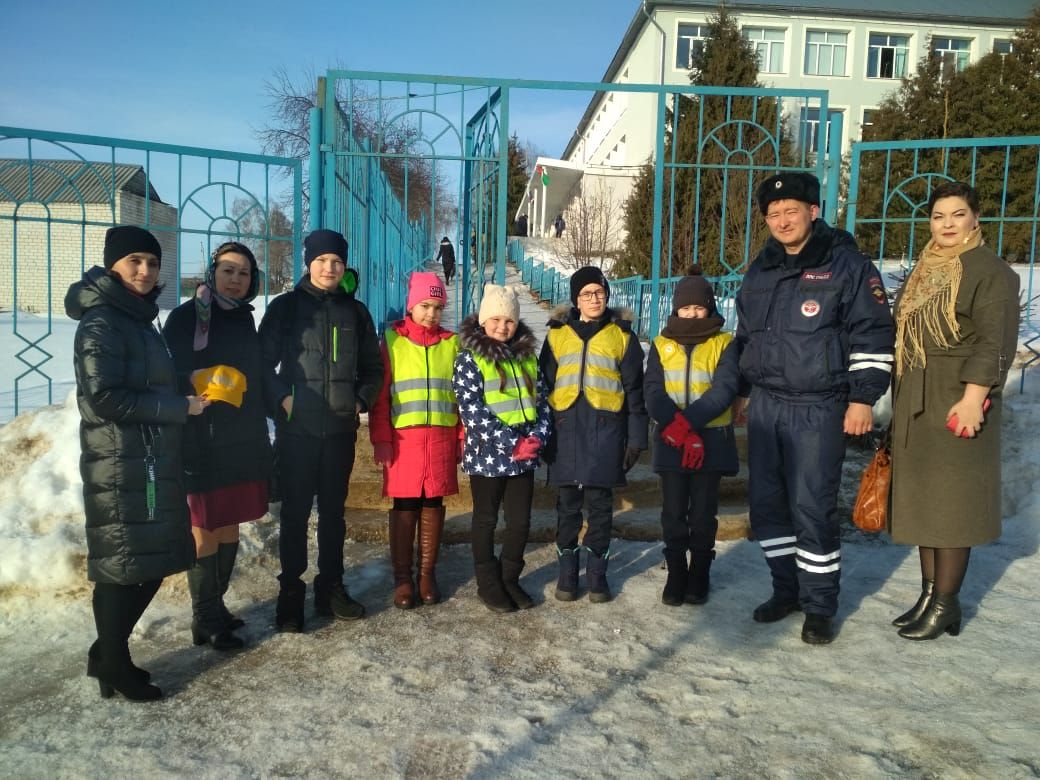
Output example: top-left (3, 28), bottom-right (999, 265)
top-left (0, 126), bottom-right (302, 420)
top-left (845, 135), bottom-right (1040, 387)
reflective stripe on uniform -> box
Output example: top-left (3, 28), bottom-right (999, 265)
top-left (387, 329), bottom-right (459, 428)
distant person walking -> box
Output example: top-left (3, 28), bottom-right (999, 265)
top-left (553, 214), bottom-right (565, 239)
top-left (435, 236), bottom-right (456, 286)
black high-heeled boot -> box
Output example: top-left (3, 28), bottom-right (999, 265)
top-left (892, 578), bottom-right (935, 627)
top-left (87, 641), bottom-right (150, 683)
top-left (898, 593), bottom-right (962, 640)
top-left (96, 655), bottom-right (163, 701)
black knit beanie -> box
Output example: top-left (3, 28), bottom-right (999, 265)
top-left (570, 266), bottom-right (610, 305)
top-left (672, 264), bottom-right (716, 314)
top-left (304, 229), bottom-right (349, 265)
top-left (103, 225), bottom-right (162, 269)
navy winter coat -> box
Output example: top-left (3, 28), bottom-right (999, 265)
top-left (735, 220), bottom-right (894, 405)
top-left (65, 267), bottom-right (195, 585)
top-left (644, 338), bottom-right (741, 475)
top-left (539, 305), bottom-right (648, 488)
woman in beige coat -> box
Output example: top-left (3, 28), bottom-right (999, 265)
top-left (889, 181), bottom-right (1020, 640)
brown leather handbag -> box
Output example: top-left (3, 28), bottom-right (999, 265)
top-left (852, 430), bottom-right (891, 533)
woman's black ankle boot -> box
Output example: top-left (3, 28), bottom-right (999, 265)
top-left (892, 578), bottom-right (935, 627)
top-left (898, 593), bottom-right (962, 640)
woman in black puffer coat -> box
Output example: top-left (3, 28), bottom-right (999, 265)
top-left (65, 225), bottom-right (208, 702)
top-left (163, 241), bottom-right (272, 651)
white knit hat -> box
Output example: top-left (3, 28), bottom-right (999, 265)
top-left (478, 284), bottom-right (520, 325)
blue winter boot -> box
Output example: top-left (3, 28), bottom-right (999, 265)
top-left (586, 549), bottom-right (612, 603)
top-left (554, 546), bottom-right (580, 602)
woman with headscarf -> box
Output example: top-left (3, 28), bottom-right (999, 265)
top-left (163, 241), bottom-right (273, 650)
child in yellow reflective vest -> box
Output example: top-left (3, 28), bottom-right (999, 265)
top-left (644, 265), bottom-right (741, 606)
top-left (369, 271), bottom-right (462, 609)
top-left (452, 284), bottom-right (553, 612)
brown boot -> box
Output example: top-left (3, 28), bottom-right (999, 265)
top-left (417, 505), bottom-right (446, 605)
top-left (388, 510), bottom-right (419, 609)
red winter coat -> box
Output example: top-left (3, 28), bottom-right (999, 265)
top-left (369, 317), bottom-right (463, 499)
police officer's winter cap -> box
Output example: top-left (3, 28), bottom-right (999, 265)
top-left (569, 266), bottom-right (610, 305)
top-left (304, 229), bottom-right (349, 265)
top-left (672, 264), bottom-right (716, 314)
top-left (103, 225), bottom-right (162, 269)
top-left (757, 172), bottom-right (820, 214)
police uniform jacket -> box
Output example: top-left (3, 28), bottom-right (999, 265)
top-left (735, 219), bottom-right (894, 405)
top-left (539, 305), bottom-right (648, 488)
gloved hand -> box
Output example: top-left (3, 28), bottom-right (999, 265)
top-left (373, 442), bottom-right (394, 465)
top-left (511, 435), bottom-right (542, 462)
top-left (681, 431), bottom-right (705, 471)
top-left (660, 412), bottom-right (691, 449)
top-left (623, 446), bottom-right (642, 472)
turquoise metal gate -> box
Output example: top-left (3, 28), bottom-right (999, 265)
top-left (311, 70), bottom-right (840, 336)
top-left (0, 127), bottom-right (302, 421)
top-left (845, 136), bottom-right (1040, 387)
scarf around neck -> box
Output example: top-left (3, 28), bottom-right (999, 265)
top-left (894, 226), bottom-right (982, 376)
top-left (193, 282), bottom-right (245, 351)
top-left (660, 313), bottom-right (724, 346)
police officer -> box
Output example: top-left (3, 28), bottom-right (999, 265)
top-left (540, 266), bottom-right (648, 603)
top-left (735, 173), bottom-right (894, 644)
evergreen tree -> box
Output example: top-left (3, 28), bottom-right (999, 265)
top-left (506, 133), bottom-right (529, 235)
top-left (618, 4), bottom-right (789, 278)
top-left (857, 9), bottom-right (1040, 260)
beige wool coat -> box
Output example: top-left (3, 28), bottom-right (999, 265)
top-left (889, 245), bottom-right (1020, 547)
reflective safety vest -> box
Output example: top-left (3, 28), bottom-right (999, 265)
top-left (652, 332), bottom-right (733, 427)
top-left (470, 351), bottom-right (539, 426)
top-left (547, 322), bottom-right (627, 412)
top-left (386, 329), bottom-right (459, 428)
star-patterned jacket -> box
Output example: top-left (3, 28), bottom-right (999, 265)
top-left (452, 315), bottom-right (553, 478)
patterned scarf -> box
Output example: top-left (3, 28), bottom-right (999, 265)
top-left (894, 226), bottom-right (981, 376)
top-left (193, 264), bottom-right (246, 351)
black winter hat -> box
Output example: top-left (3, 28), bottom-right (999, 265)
top-left (757, 172), bottom-right (820, 214)
top-left (672, 264), bottom-right (715, 314)
top-left (103, 225), bottom-right (162, 269)
top-left (570, 266), bottom-right (610, 305)
top-left (304, 229), bottom-right (349, 265)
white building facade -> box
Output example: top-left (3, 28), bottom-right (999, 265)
top-left (524, 1), bottom-right (1030, 240)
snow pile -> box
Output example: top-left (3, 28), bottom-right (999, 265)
top-left (0, 390), bottom-right (86, 595)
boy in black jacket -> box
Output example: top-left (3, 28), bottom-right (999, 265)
top-left (258, 229), bottom-right (383, 632)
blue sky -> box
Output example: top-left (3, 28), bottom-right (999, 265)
top-left (3, 0), bottom-right (638, 158)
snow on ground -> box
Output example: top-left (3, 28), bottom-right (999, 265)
top-left (1, 267), bottom-right (1040, 776)
top-left (1, 371), bottom-right (1039, 776)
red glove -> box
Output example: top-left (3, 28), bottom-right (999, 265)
top-left (681, 431), bottom-right (705, 470)
top-left (660, 412), bottom-right (691, 449)
top-left (511, 435), bottom-right (542, 462)
top-left (373, 442), bottom-right (394, 465)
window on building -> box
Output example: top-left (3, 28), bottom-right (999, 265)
top-left (676, 24), bottom-right (710, 69)
top-left (861, 109), bottom-right (877, 138)
top-left (804, 30), bottom-right (847, 76)
top-left (867, 33), bottom-right (910, 79)
top-left (994, 39), bottom-right (1014, 56)
top-left (743, 27), bottom-right (786, 73)
top-left (800, 108), bottom-right (844, 154)
top-left (932, 37), bottom-right (972, 78)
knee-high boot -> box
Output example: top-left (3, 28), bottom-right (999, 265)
top-left (187, 554), bottom-right (244, 650)
top-left (92, 582), bottom-right (162, 701)
top-left (416, 506), bottom-right (446, 605)
top-left (388, 510), bottom-right (419, 609)
top-left (216, 541), bottom-right (245, 629)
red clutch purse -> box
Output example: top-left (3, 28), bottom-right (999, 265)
top-left (945, 398), bottom-right (992, 438)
